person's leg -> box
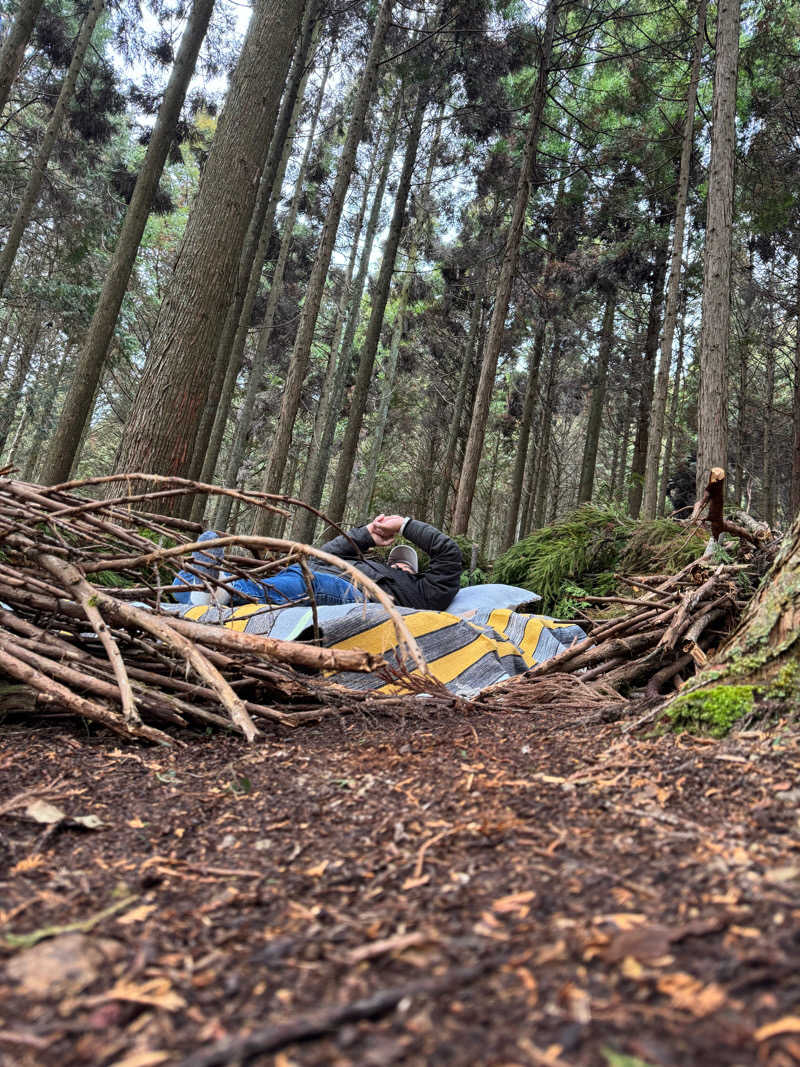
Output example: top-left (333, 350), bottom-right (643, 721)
top-left (310, 570), bottom-right (363, 605)
top-left (172, 530), bottom-right (224, 603)
top-left (228, 565), bottom-right (362, 606)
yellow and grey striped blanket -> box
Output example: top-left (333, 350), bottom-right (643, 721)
top-left (168, 600), bottom-right (585, 698)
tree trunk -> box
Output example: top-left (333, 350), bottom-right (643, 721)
top-left (353, 103), bottom-right (445, 522)
top-left (0, 315), bottom-right (40, 454)
top-left (111, 0), bottom-right (306, 488)
top-left (577, 294), bottom-right (615, 504)
top-left (22, 345), bottom-right (72, 480)
top-left (628, 228), bottom-right (669, 518)
top-left (0, 0), bottom-right (105, 296)
top-left (212, 48), bottom-right (331, 532)
top-left (501, 316), bottom-right (547, 548)
top-left (792, 255), bottom-right (800, 517)
top-left (667, 508), bottom-right (800, 731)
top-left (434, 280), bottom-right (484, 530)
top-left (641, 0), bottom-right (706, 518)
top-left (0, 0), bottom-right (45, 115)
top-left (451, 0), bottom-right (557, 535)
top-left (479, 427), bottom-right (502, 558)
top-left (257, 0), bottom-right (393, 505)
top-left (762, 324), bottom-right (775, 527)
top-left (40, 0), bottom-right (216, 485)
top-left (696, 0), bottom-right (741, 495)
top-left (356, 276), bottom-right (410, 520)
top-left (658, 287), bottom-right (688, 515)
top-left (532, 335), bottom-right (560, 529)
top-left (287, 100), bottom-right (401, 542)
top-left (189, 0), bottom-right (320, 507)
top-left (323, 83), bottom-right (429, 531)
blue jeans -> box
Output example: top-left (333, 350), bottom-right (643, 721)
top-left (227, 564), bottom-right (362, 606)
top-left (173, 561), bottom-right (362, 606)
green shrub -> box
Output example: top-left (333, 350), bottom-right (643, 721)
top-left (491, 505), bottom-right (632, 612)
top-left (491, 506), bottom-right (709, 614)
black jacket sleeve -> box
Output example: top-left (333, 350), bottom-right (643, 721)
top-left (402, 519), bottom-right (463, 611)
top-left (319, 524), bottom-right (374, 561)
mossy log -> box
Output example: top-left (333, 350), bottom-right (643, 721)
top-left (666, 509), bottom-right (800, 734)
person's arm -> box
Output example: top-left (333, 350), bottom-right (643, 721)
top-left (401, 518), bottom-right (463, 610)
top-left (319, 524), bottom-right (375, 561)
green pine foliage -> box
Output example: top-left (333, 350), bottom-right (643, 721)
top-left (491, 506), bottom-right (708, 615)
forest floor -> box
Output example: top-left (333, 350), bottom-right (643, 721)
top-left (1, 699), bottom-right (799, 1067)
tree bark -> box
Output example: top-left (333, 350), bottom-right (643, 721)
top-left (22, 345), bottom-right (72, 480)
top-left (212, 47), bottom-right (331, 532)
top-left (0, 315), bottom-right (40, 454)
top-left (501, 315), bottom-right (547, 548)
top-left (451, 0), bottom-right (557, 535)
top-left (658, 286), bottom-right (688, 515)
top-left (577, 294), bottom-right (615, 505)
top-left (696, 0), bottom-right (741, 495)
top-left (40, 0), bottom-right (216, 485)
top-left (323, 82), bottom-right (430, 531)
top-left (792, 257), bottom-right (800, 517)
top-left (434, 279), bottom-right (484, 530)
top-left (0, 0), bottom-right (45, 115)
top-left (0, 0), bottom-right (105, 296)
top-left (627, 226), bottom-right (669, 518)
top-left (189, 0), bottom-right (320, 507)
top-left (641, 0), bottom-right (707, 518)
top-left (286, 100), bottom-right (401, 542)
top-left (111, 0), bottom-right (306, 487)
top-left (532, 334), bottom-right (560, 529)
top-left (257, 0), bottom-right (393, 505)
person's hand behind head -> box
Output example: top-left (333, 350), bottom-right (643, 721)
top-left (367, 513), bottom-right (405, 545)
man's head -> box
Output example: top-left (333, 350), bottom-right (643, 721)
top-left (387, 544), bottom-right (418, 574)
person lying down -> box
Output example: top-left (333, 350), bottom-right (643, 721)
top-left (172, 513), bottom-right (463, 612)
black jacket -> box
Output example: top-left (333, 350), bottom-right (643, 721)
top-left (320, 519), bottom-right (463, 611)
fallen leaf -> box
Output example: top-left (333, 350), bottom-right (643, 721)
top-left (116, 903), bottom-right (157, 925)
top-left (25, 800), bottom-right (65, 824)
top-left (7, 934), bottom-right (123, 997)
top-left (764, 866), bottom-right (799, 885)
top-left (604, 925), bottom-right (672, 964)
top-left (754, 1017), bottom-right (800, 1042)
top-left (304, 860), bottom-right (328, 878)
top-left (11, 855), bottom-right (45, 874)
top-left (657, 973), bottom-right (726, 1017)
top-left (104, 978), bottom-right (185, 1012)
top-left (128, 818), bottom-right (146, 829)
top-left (111, 1050), bottom-right (170, 1067)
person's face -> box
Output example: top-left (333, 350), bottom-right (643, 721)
top-left (391, 560), bottom-right (414, 574)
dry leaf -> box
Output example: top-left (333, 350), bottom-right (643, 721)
top-left (128, 818), bottom-right (146, 829)
top-left (657, 973), bottom-right (726, 1017)
top-left (754, 1017), bottom-right (800, 1042)
top-left (111, 1051), bottom-right (170, 1067)
top-left (347, 930), bottom-right (439, 964)
top-left (304, 860), bottom-right (328, 878)
top-left (11, 855), bottom-right (45, 873)
top-left (116, 903), bottom-right (157, 925)
top-left (105, 978), bottom-right (186, 1012)
top-left (26, 800), bottom-right (65, 824)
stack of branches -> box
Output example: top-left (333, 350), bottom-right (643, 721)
top-left (500, 470), bottom-right (776, 708)
top-left (0, 473), bottom-right (437, 746)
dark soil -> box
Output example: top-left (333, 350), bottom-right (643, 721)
top-left (1, 698), bottom-right (799, 1067)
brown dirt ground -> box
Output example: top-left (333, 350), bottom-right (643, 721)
top-left (1, 697), bottom-right (799, 1067)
